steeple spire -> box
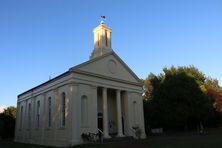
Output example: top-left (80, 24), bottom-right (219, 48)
top-left (90, 18), bottom-right (112, 59)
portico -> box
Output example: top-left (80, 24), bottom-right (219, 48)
top-left (99, 87), bottom-right (125, 138)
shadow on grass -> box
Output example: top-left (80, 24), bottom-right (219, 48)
top-left (0, 139), bottom-right (54, 148)
top-left (2, 129), bottom-right (222, 148)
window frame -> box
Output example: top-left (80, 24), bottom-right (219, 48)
top-left (36, 100), bottom-right (40, 129)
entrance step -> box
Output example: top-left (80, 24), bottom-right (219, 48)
top-left (103, 136), bottom-right (134, 143)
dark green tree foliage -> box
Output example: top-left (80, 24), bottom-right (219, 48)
top-left (0, 106), bottom-right (16, 139)
top-left (144, 66), bottom-right (214, 131)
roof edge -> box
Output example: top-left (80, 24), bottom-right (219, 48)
top-left (69, 51), bottom-right (114, 71)
top-left (70, 50), bottom-right (142, 84)
top-left (18, 71), bottom-right (70, 98)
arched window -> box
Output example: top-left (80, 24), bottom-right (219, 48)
top-left (61, 92), bottom-right (66, 127)
top-left (81, 95), bottom-right (88, 127)
top-left (133, 101), bottom-right (137, 125)
top-left (36, 100), bottom-right (40, 128)
top-left (97, 33), bottom-right (100, 46)
top-left (105, 30), bottom-right (108, 46)
top-left (48, 97), bottom-right (52, 128)
top-left (20, 106), bottom-right (23, 129)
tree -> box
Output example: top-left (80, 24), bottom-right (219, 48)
top-left (205, 77), bottom-right (221, 92)
top-left (0, 106), bottom-right (16, 139)
top-left (143, 66), bottom-right (214, 131)
top-left (206, 87), bottom-right (222, 112)
top-left (3, 106), bottom-right (16, 118)
top-left (143, 73), bottom-right (160, 101)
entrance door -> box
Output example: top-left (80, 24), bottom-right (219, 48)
top-left (98, 112), bottom-right (103, 131)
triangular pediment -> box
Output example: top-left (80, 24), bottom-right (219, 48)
top-left (70, 51), bottom-right (142, 84)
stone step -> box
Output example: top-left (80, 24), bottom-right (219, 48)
top-left (103, 136), bottom-right (134, 143)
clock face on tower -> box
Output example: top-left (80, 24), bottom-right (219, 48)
top-left (108, 59), bottom-right (117, 74)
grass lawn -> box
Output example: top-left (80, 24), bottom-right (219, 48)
top-left (0, 139), bottom-right (54, 148)
top-left (1, 130), bottom-right (222, 148)
top-left (75, 132), bottom-right (222, 148)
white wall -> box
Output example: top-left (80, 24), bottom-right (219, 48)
top-left (15, 70), bottom-right (146, 146)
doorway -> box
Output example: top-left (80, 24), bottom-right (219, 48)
top-left (98, 112), bottom-right (103, 131)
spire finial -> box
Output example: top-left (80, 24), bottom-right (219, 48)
top-left (100, 16), bottom-right (105, 24)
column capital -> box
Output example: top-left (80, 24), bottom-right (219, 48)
top-left (91, 85), bottom-right (97, 89)
top-left (102, 87), bottom-right (107, 91)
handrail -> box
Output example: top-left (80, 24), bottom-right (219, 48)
top-left (131, 127), bottom-right (142, 139)
top-left (130, 128), bottom-right (136, 137)
top-left (97, 128), bottom-right (104, 143)
top-left (98, 128), bottom-right (104, 135)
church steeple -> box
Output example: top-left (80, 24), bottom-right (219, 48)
top-left (90, 20), bottom-right (112, 59)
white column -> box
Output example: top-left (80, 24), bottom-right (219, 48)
top-left (102, 87), bottom-right (110, 138)
top-left (116, 90), bottom-right (124, 137)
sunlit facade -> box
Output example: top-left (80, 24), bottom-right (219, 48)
top-left (15, 21), bottom-right (146, 147)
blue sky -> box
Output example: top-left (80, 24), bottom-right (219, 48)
top-left (0, 0), bottom-right (221, 106)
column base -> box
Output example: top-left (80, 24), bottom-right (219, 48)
top-left (103, 134), bottom-right (111, 139)
top-left (117, 134), bottom-right (125, 137)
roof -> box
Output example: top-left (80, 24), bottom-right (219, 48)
top-left (18, 51), bottom-right (142, 98)
top-left (18, 71), bottom-right (70, 98)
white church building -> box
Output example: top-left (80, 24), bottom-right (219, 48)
top-left (15, 21), bottom-right (146, 147)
